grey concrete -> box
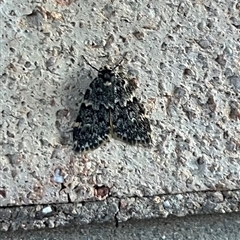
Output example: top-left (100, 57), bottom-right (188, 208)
top-left (0, 0), bottom-right (240, 237)
top-left (2, 212), bottom-right (240, 240)
top-left (1, 190), bottom-right (240, 231)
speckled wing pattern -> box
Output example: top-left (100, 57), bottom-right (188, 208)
top-left (73, 67), bottom-right (151, 153)
top-left (112, 77), bottom-right (151, 145)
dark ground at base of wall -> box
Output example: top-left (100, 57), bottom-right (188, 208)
top-left (2, 212), bottom-right (240, 240)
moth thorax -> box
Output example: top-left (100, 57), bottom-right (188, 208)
top-left (104, 80), bottom-right (112, 86)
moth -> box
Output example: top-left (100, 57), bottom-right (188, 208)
top-left (73, 55), bottom-right (151, 152)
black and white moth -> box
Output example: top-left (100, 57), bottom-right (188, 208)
top-left (73, 55), bottom-right (151, 153)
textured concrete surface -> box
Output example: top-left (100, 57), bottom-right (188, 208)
top-left (2, 212), bottom-right (240, 240)
top-left (1, 190), bottom-right (240, 232)
top-left (0, 0), bottom-right (240, 234)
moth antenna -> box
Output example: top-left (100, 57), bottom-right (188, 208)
top-left (82, 55), bottom-right (100, 72)
top-left (112, 52), bottom-right (128, 71)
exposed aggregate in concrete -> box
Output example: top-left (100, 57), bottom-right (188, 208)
top-left (0, 0), bottom-right (240, 231)
top-left (1, 190), bottom-right (240, 231)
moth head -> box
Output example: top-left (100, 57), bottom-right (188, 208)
top-left (98, 66), bottom-right (115, 81)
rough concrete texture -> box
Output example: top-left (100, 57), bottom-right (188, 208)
top-left (0, 0), bottom-right (240, 233)
top-left (2, 212), bottom-right (240, 240)
top-left (1, 190), bottom-right (240, 232)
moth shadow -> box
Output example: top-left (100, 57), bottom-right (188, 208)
top-left (64, 65), bottom-right (95, 122)
top-left (57, 63), bottom-right (96, 146)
